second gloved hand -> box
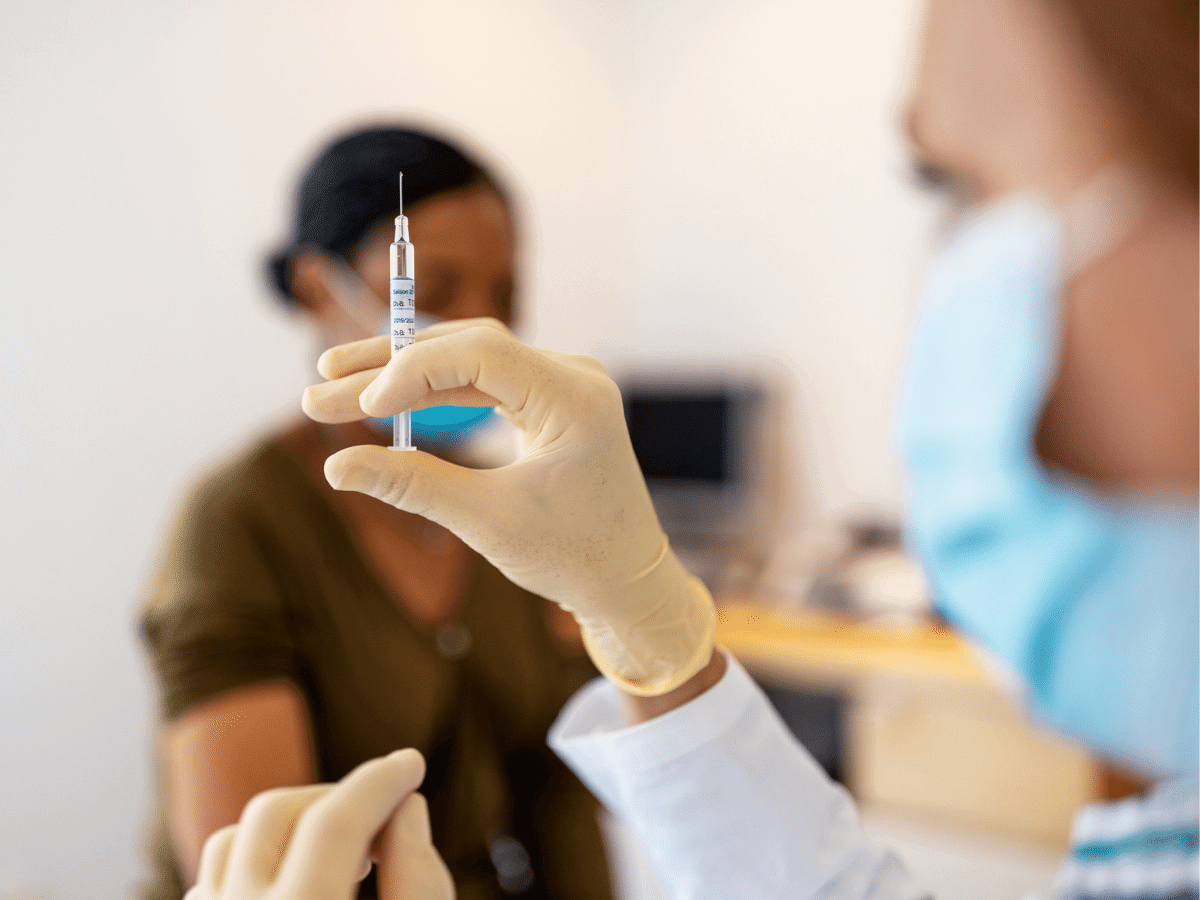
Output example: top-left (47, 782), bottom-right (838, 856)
top-left (302, 320), bottom-right (716, 696)
top-left (184, 750), bottom-right (453, 900)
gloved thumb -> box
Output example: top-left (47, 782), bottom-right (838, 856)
top-left (324, 443), bottom-right (491, 527)
top-left (375, 793), bottom-right (455, 900)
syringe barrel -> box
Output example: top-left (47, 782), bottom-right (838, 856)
top-left (389, 223), bottom-right (416, 352)
top-left (389, 215), bottom-right (416, 345)
top-left (389, 213), bottom-right (417, 451)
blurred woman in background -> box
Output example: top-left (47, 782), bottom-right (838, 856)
top-left (140, 126), bottom-right (613, 900)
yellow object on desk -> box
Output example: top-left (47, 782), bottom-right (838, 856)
top-left (716, 599), bottom-right (1097, 850)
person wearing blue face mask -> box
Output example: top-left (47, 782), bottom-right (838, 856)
top-left (139, 126), bottom-right (616, 900)
top-left (188, 1), bottom-right (1197, 898)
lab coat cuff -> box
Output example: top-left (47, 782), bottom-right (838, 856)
top-left (548, 647), bottom-right (752, 807)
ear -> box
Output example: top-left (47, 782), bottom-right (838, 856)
top-left (289, 249), bottom-right (339, 323)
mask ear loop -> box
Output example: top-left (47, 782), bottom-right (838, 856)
top-left (308, 247), bottom-right (390, 339)
top-left (316, 258), bottom-right (465, 339)
top-left (1059, 164), bottom-right (1151, 276)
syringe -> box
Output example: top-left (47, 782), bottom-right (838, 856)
top-left (389, 173), bottom-right (417, 451)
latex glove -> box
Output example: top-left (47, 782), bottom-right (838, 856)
top-left (302, 320), bottom-right (716, 696)
top-left (183, 749), bottom-right (454, 900)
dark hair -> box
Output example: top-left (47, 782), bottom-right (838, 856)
top-left (1055, 0), bottom-right (1198, 194)
top-left (267, 125), bottom-right (503, 303)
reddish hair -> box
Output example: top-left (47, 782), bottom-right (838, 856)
top-left (1055, 0), bottom-right (1198, 194)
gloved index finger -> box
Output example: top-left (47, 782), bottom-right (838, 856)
top-left (317, 318), bottom-right (511, 382)
top-left (303, 368), bottom-right (502, 425)
top-left (304, 368), bottom-right (383, 424)
top-left (318, 335), bottom-right (390, 381)
top-left (359, 324), bottom-right (582, 429)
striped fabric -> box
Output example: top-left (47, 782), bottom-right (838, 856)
top-left (1054, 778), bottom-right (1198, 900)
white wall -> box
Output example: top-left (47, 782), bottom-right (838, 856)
top-left (618, 1), bottom-right (939, 518)
top-left (0, 2), bottom-right (936, 896)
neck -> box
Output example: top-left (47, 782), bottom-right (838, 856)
top-left (1039, 186), bottom-right (1199, 489)
top-left (286, 418), bottom-right (452, 541)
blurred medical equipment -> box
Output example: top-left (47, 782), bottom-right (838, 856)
top-left (803, 519), bottom-right (932, 621)
top-left (620, 373), bottom-right (783, 592)
top-left (389, 173), bottom-right (416, 451)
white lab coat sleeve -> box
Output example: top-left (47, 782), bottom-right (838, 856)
top-left (549, 650), bottom-right (929, 900)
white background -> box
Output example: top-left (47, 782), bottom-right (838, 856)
top-left (0, 1), bottom-right (943, 897)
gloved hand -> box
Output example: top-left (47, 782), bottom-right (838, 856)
top-left (183, 749), bottom-right (454, 900)
top-left (302, 320), bottom-right (716, 696)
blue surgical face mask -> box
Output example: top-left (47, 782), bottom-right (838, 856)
top-left (365, 310), bottom-right (496, 447)
top-left (897, 194), bottom-right (1198, 777)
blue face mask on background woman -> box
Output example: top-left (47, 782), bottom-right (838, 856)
top-left (897, 195), bottom-right (1198, 777)
top-left (321, 258), bottom-right (497, 448)
top-left (367, 311), bottom-right (496, 447)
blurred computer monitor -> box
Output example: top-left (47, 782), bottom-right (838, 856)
top-left (621, 374), bottom-right (780, 572)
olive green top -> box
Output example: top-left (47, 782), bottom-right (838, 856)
top-left (140, 437), bottom-right (612, 900)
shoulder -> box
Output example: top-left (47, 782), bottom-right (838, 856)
top-left (139, 436), bottom-right (322, 625)
top-left (179, 437), bottom-right (310, 535)
top-left (138, 437), bottom-right (324, 715)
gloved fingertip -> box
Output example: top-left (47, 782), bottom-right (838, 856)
top-left (324, 451), bottom-right (351, 491)
top-left (387, 748), bottom-right (427, 784)
top-left (356, 855), bottom-right (373, 882)
top-left (300, 384), bottom-right (322, 420)
top-left (315, 348), bottom-right (335, 380)
top-left (395, 793), bottom-right (434, 846)
top-left (358, 386), bottom-right (384, 417)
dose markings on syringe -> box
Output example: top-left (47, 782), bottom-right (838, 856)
top-left (390, 277), bottom-right (415, 354)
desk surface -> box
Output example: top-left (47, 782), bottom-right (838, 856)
top-left (715, 597), bottom-right (988, 691)
top-left (715, 597), bottom-right (1096, 848)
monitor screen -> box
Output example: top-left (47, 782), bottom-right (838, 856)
top-left (625, 394), bottom-right (730, 484)
top-left (620, 374), bottom-right (779, 580)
